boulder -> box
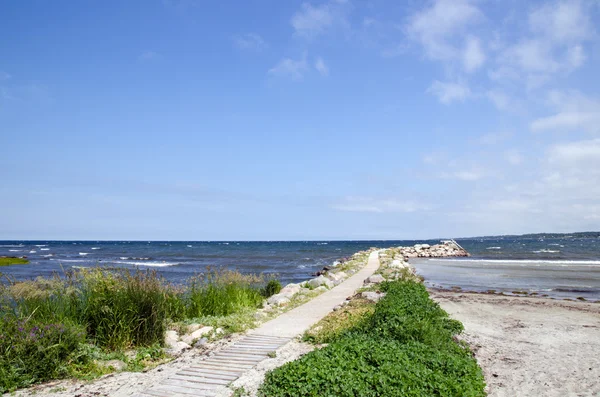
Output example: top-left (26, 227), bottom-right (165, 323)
top-left (166, 341), bottom-right (191, 356)
top-left (186, 323), bottom-right (203, 333)
top-left (267, 294), bottom-right (290, 306)
top-left (103, 359), bottom-right (127, 371)
top-left (190, 326), bottom-right (214, 339)
top-left (361, 291), bottom-right (386, 302)
top-left (164, 330), bottom-right (179, 347)
top-left (314, 286), bottom-right (328, 293)
top-left (308, 275), bottom-right (334, 289)
top-left (365, 274), bottom-right (385, 284)
top-left (389, 259), bottom-right (408, 269)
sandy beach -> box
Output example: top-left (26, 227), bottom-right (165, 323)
top-left (431, 290), bottom-right (600, 397)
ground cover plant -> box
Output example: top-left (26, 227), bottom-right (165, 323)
top-left (0, 267), bottom-right (278, 393)
top-left (259, 279), bottom-right (486, 396)
top-left (0, 257), bottom-right (29, 266)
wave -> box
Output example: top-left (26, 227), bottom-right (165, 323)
top-left (54, 259), bottom-right (87, 263)
top-left (0, 245), bottom-right (24, 248)
top-left (41, 248), bottom-right (50, 251)
top-left (119, 257), bottom-right (151, 260)
top-left (533, 249), bottom-right (560, 253)
top-left (29, 250), bottom-right (36, 253)
top-left (42, 254), bottom-right (53, 257)
top-left (487, 247), bottom-right (501, 250)
top-left (113, 260), bottom-right (178, 267)
top-left (91, 247), bottom-right (100, 250)
top-left (8, 249), bottom-right (21, 252)
top-left (35, 245), bottom-right (47, 247)
top-left (79, 252), bottom-right (89, 256)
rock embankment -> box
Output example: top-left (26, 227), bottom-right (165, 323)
top-left (397, 240), bottom-right (469, 259)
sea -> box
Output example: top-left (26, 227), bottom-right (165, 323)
top-left (1, 236), bottom-right (599, 301)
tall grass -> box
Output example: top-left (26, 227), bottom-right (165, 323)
top-left (0, 266), bottom-right (276, 392)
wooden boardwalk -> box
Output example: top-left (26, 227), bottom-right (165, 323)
top-left (134, 334), bottom-right (290, 397)
top-left (135, 251), bottom-right (382, 396)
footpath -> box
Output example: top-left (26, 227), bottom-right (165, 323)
top-left (134, 250), bottom-right (381, 397)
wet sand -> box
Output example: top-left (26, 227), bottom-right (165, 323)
top-left (431, 290), bottom-right (600, 397)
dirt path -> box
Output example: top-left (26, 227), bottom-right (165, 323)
top-left (431, 291), bottom-right (600, 397)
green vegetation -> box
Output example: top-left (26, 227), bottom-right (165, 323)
top-left (259, 280), bottom-right (486, 396)
top-left (0, 267), bottom-right (275, 393)
top-left (0, 257), bottom-right (29, 266)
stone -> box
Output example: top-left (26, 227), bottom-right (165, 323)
top-left (186, 323), bottom-right (203, 333)
top-left (164, 330), bottom-right (178, 347)
top-left (190, 326), bottom-right (214, 339)
top-left (307, 275), bottom-right (334, 289)
top-left (194, 337), bottom-right (208, 348)
top-left (167, 341), bottom-right (191, 356)
top-left (103, 359), bottom-right (127, 371)
top-left (267, 295), bottom-right (290, 306)
top-left (361, 291), bottom-right (386, 302)
top-left (389, 259), bottom-right (408, 269)
top-left (365, 274), bottom-right (385, 284)
top-left (314, 286), bottom-right (328, 293)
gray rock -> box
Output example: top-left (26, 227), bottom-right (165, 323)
top-left (365, 274), bottom-right (385, 284)
top-left (164, 330), bottom-right (179, 347)
top-left (361, 291), bottom-right (386, 302)
top-left (267, 295), bottom-right (290, 306)
top-left (194, 337), bottom-right (208, 348)
top-left (314, 286), bottom-right (328, 293)
top-left (307, 275), bottom-right (334, 289)
top-left (103, 359), bottom-right (127, 371)
top-left (166, 341), bottom-right (191, 356)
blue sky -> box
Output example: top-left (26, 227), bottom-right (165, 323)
top-left (1, 0), bottom-right (599, 240)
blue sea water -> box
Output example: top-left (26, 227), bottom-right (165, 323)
top-left (1, 236), bottom-right (599, 300)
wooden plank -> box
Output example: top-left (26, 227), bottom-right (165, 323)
top-left (172, 372), bottom-right (231, 385)
top-left (143, 389), bottom-right (176, 397)
top-left (161, 378), bottom-right (221, 394)
top-left (155, 382), bottom-right (218, 396)
top-left (177, 367), bottom-right (243, 378)
top-left (168, 375), bottom-right (225, 388)
top-left (191, 363), bottom-right (252, 371)
top-left (177, 369), bottom-right (236, 382)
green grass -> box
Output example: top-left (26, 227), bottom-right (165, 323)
top-left (0, 257), bottom-right (29, 266)
top-left (259, 280), bottom-right (486, 397)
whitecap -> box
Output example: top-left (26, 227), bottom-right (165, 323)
top-left (8, 249), bottom-right (21, 252)
top-left (79, 252), bottom-right (89, 256)
top-left (533, 249), bottom-right (559, 253)
top-left (35, 245), bottom-right (47, 247)
top-left (42, 254), bottom-right (53, 257)
top-left (29, 250), bottom-right (37, 253)
top-left (91, 247), bottom-right (100, 250)
top-left (113, 260), bottom-right (178, 267)
top-left (297, 264), bottom-right (307, 269)
top-left (187, 245), bottom-right (192, 248)
top-left (486, 247), bottom-right (501, 250)
top-left (41, 248), bottom-right (50, 251)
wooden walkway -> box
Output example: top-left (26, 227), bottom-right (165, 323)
top-left (134, 251), bottom-right (382, 396)
top-left (134, 334), bottom-right (290, 397)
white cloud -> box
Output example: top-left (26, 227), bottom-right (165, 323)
top-left (234, 33), bottom-right (268, 51)
top-left (332, 197), bottom-right (430, 213)
top-left (529, 0), bottom-right (592, 44)
top-left (486, 90), bottom-right (511, 111)
top-left (476, 131), bottom-right (513, 145)
top-left (530, 91), bottom-right (600, 134)
top-left (440, 169), bottom-right (485, 181)
top-left (493, 1), bottom-right (594, 90)
top-left (505, 150), bottom-right (523, 165)
top-left (291, 2), bottom-right (342, 38)
top-left (268, 55), bottom-right (309, 80)
top-left (406, 0), bottom-right (482, 61)
top-left (427, 80), bottom-right (471, 104)
top-left (547, 138), bottom-right (600, 166)
top-left (314, 57), bottom-right (329, 76)
top-left (463, 36), bottom-right (485, 72)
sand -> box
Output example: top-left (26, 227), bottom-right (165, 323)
top-left (431, 290), bottom-right (600, 397)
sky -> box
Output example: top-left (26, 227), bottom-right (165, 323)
top-left (1, 0), bottom-right (599, 240)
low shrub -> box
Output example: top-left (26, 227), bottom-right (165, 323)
top-left (259, 280), bottom-right (485, 396)
top-left (0, 316), bottom-right (87, 393)
top-left (261, 279), bottom-right (282, 298)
